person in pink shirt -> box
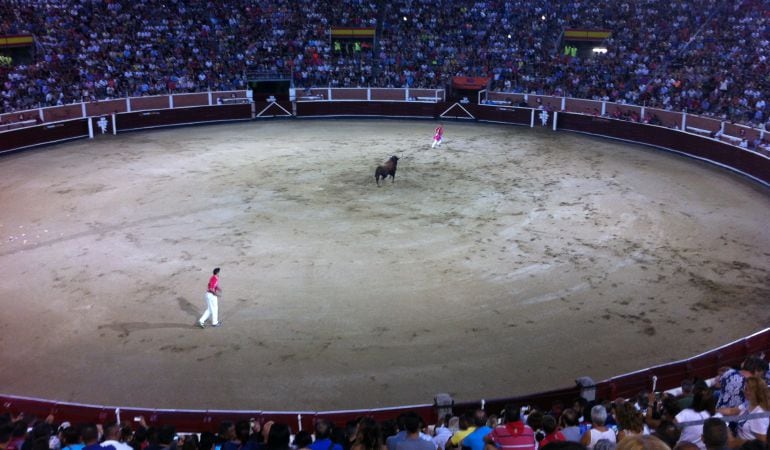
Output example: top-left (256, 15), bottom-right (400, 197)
top-left (432, 124), bottom-right (444, 148)
top-left (198, 267), bottom-right (222, 328)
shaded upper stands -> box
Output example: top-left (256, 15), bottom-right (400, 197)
top-left (379, 0), bottom-right (769, 127)
top-left (0, 0), bottom-right (768, 128)
top-left (0, 0), bottom-right (379, 113)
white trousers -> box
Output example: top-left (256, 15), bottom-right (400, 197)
top-left (432, 137), bottom-right (442, 148)
top-left (199, 292), bottom-right (219, 325)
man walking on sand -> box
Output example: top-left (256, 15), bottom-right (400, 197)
top-left (198, 267), bottom-right (221, 328)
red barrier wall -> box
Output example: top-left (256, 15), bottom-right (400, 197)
top-left (115, 104), bottom-right (252, 131)
top-left (553, 112), bottom-right (770, 183)
top-left (86, 99), bottom-right (128, 117)
top-left (295, 101), bottom-right (437, 118)
top-left (0, 119), bottom-right (89, 153)
top-left (129, 95), bottom-right (170, 111)
top-left (173, 93), bottom-right (211, 108)
top-left (42, 104), bottom-right (82, 122)
top-left (472, 105), bottom-right (532, 126)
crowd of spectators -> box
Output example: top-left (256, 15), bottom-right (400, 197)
top-left (0, 0), bottom-right (768, 128)
top-left (1, 356), bottom-right (769, 450)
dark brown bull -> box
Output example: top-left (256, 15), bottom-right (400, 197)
top-left (375, 155), bottom-right (399, 186)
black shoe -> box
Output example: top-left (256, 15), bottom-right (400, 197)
top-left (197, 322), bottom-right (205, 329)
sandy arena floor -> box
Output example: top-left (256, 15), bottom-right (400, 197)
top-left (0, 119), bottom-right (769, 411)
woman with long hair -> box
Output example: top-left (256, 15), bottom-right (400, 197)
top-left (265, 423), bottom-right (291, 450)
top-left (350, 417), bottom-right (387, 450)
top-left (615, 402), bottom-right (646, 443)
top-left (719, 377), bottom-right (770, 447)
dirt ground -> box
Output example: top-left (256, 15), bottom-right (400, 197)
top-left (0, 119), bottom-right (769, 411)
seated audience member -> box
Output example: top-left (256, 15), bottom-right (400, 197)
top-left (292, 431), bottom-right (313, 450)
top-left (673, 443), bottom-right (699, 450)
top-left (214, 422), bottom-right (237, 450)
top-left (180, 434), bottom-right (200, 450)
top-left (101, 423), bottom-right (132, 450)
top-left (718, 377), bottom-right (769, 447)
top-left (646, 394), bottom-right (683, 431)
top-left (119, 425), bottom-right (134, 448)
top-left (735, 442), bottom-right (763, 450)
top-left (395, 414), bottom-right (434, 450)
top-left (560, 409), bottom-right (583, 443)
top-left (461, 410), bottom-right (492, 450)
top-left (445, 413), bottom-right (475, 450)
top-left (198, 433), bottom-right (215, 450)
top-left (432, 416), bottom-right (455, 450)
top-left (265, 424), bottom-right (291, 450)
top-left (651, 422), bottom-right (680, 449)
top-left (350, 417), bottom-right (387, 450)
top-left (387, 413), bottom-right (434, 450)
top-left (716, 357), bottom-right (768, 409)
top-left (616, 436), bottom-right (669, 450)
top-left (223, 420), bottom-right (256, 450)
top-left (28, 421), bottom-right (55, 450)
top-left (539, 416), bottom-right (565, 447)
top-left (80, 425), bottom-right (101, 450)
top-left (129, 426), bottom-right (148, 450)
top-left (311, 420), bottom-right (343, 450)
top-left (539, 441), bottom-right (586, 450)
top-left (615, 402), bottom-right (646, 442)
top-left (484, 404), bottom-right (535, 450)
top-left (540, 443), bottom-right (587, 450)
top-left (6, 420), bottom-right (28, 450)
top-left (677, 381), bottom-right (696, 411)
top-left (525, 410), bottom-right (545, 443)
top-left (580, 406), bottom-right (617, 450)
top-left (674, 389), bottom-right (717, 450)
top-left (701, 419), bottom-right (727, 450)
top-left (146, 425), bottom-right (176, 450)
top-left (593, 440), bottom-right (616, 450)
top-left (60, 425), bottom-right (83, 450)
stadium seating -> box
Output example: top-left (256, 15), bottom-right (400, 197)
top-left (1, 0), bottom-right (767, 128)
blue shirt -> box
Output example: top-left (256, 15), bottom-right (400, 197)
top-left (309, 438), bottom-right (342, 450)
top-left (462, 426), bottom-right (492, 450)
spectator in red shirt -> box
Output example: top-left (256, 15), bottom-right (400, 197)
top-left (539, 416), bottom-right (565, 448)
top-left (484, 404), bottom-right (536, 450)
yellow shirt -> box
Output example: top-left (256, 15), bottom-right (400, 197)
top-left (450, 427), bottom-right (477, 446)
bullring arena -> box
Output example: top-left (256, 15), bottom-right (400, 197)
top-left (1, 118), bottom-right (769, 411)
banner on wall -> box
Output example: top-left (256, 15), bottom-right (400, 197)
top-left (451, 76), bottom-right (490, 90)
